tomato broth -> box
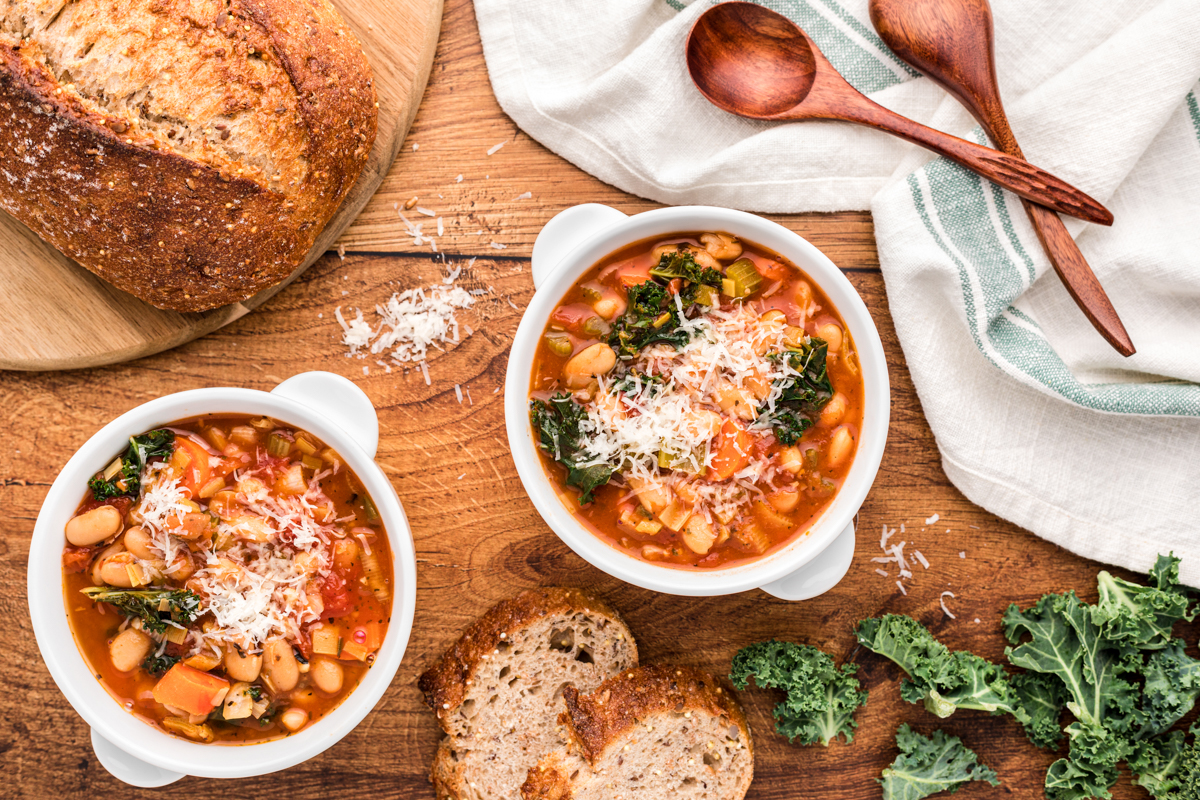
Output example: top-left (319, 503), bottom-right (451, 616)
top-left (61, 414), bottom-right (393, 744)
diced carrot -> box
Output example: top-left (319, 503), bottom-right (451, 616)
top-left (615, 263), bottom-right (652, 289)
top-left (357, 620), bottom-right (384, 651)
top-left (152, 664), bottom-right (229, 717)
top-left (174, 436), bottom-right (212, 499)
top-left (708, 418), bottom-right (751, 481)
top-left (339, 641), bottom-right (369, 662)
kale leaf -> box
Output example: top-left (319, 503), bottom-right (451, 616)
top-left (1003, 591), bottom-right (1141, 735)
top-left (729, 640), bottom-right (867, 746)
top-left (1093, 554), bottom-right (1193, 651)
top-left (142, 653), bottom-right (180, 677)
top-left (88, 429), bottom-right (176, 500)
top-left (762, 338), bottom-right (833, 445)
top-left (648, 249), bottom-right (723, 289)
top-left (1012, 671), bottom-right (1070, 750)
top-left (530, 393), bottom-right (614, 504)
top-left (81, 587), bottom-right (201, 635)
top-left (1138, 640), bottom-right (1200, 738)
top-left (879, 724), bottom-right (1000, 800)
top-left (855, 614), bottom-right (1029, 722)
top-left (1129, 728), bottom-right (1200, 800)
top-left (607, 252), bottom-right (722, 360)
top-left (607, 280), bottom-right (693, 359)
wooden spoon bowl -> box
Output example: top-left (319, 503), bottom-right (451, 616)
top-left (685, 1), bottom-right (1114, 227)
top-left (687, 3), bottom-right (817, 117)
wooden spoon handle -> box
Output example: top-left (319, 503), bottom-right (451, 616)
top-left (837, 100), bottom-right (1113, 226)
top-left (1022, 201), bottom-right (1135, 355)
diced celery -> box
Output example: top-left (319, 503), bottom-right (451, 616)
top-left (726, 258), bottom-right (763, 297)
top-left (544, 333), bottom-right (573, 357)
top-left (693, 284), bottom-right (718, 306)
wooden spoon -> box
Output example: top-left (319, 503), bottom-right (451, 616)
top-left (868, 0), bottom-right (1134, 356)
top-left (685, 1), bottom-right (1113, 227)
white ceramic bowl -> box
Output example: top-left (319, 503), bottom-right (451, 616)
top-left (505, 204), bottom-right (890, 600)
top-left (27, 371), bottom-right (417, 786)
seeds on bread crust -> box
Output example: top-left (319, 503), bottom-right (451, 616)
top-left (0, 0), bottom-right (377, 311)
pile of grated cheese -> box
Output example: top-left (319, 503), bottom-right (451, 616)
top-left (134, 455), bottom-right (344, 656)
top-left (572, 301), bottom-right (801, 524)
top-left (336, 281), bottom-right (476, 385)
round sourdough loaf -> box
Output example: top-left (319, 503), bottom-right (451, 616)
top-left (0, 0), bottom-right (377, 311)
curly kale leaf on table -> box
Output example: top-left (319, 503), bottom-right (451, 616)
top-left (1003, 553), bottom-right (1200, 800)
top-left (1093, 554), bottom-right (1195, 651)
top-left (1129, 726), bottom-right (1200, 800)
top-left (855, 614), bottom-right (1029, 723)
top-left (879, 724), bottom-right (1000, 800)
top-left (729, 640), bottom-right (867, 746)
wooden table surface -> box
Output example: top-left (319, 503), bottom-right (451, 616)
top-left (2, 2), bottom-right (1190, 798)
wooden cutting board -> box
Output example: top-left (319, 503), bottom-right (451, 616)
top-left (0, 0), bottom-right (443, 372)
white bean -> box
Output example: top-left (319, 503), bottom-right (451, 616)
top-left (280, 707), bottom-right (309, 732)
top-left (98, 554), bottom-right (136, 587)
top-left (66, 505), bottom-right (123, 546)
top-left (263, 639), bottom-right (299, 692)
top-left (819, 393), bottom-right (847, 427)
top-left (563, 343), bottom-right (616, 389)
top-left (827, 426), bottom-right (855, 468)
top-left (310, 656), bottom-right (344, 694)
top-left (110, 628), bottom-right (152, 672)
top-left (224, 646), bottom-right (263, 683)
top-left (819, 323), bottom-right (844, 354)
top-left (123, 526), bottom-right (156, 560)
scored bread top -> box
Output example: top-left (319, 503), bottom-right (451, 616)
top-left (0, 0), bottom-right (376, 310)
top-left (418, 587), bottom-right (636, 721)
top-left (560, 664), bottom-right (751, 764)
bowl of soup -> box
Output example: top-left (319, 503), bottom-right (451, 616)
top-left (27, 371), bottom-right (417, 785)
top-left (505, 205), bottom-right (889, 599)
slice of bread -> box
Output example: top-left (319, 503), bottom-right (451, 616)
top-left (419, 587), bottom-right (638, 800)
top-left (521, 665), bottom-right (754, 800)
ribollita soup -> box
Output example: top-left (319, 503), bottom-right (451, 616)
top-left (529, 232), bottom-right (865, 569)
top-left (61, 415), bottom-right (393, 744)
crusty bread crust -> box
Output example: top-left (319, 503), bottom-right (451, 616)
top-left (559, 665), bottom-right (751, 764)
top-left (0, 0), bottom-right (376, 311)
top-left (418, 587), bottom-right (637, 725)
top-left (519, 753), bottom-right (573, 800)
top-left (521, 665), bottom-right (754, 800)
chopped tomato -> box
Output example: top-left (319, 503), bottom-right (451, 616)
top-left (62, 546), bottom-right (92, 574)
top-left (667, 278), bottom-right (683, 295)
top-left (79, 494), bottom-right (133, 517)
top-left (152, 664), bottom-right (229, 716)
top-left (549, 303), bottom-right (597, 336)
top-left (174, 436), bottom-right (211, 498)
top-left (708, 418), bottom-right (751, 481)
top-left (321, 572), bottom-right (354, 618)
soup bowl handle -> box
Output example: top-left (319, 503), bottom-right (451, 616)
top-left (270, 371), bottom-right (380, 459)
top-left (531, 204), bottom-right (630, 291)
top-left (758, 521), bottom-right (856, 601)
top-left (91, 728), bottom-right (185, 787)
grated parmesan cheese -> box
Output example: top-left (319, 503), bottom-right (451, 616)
top-left (940, 591), bottom-right (957, 619)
